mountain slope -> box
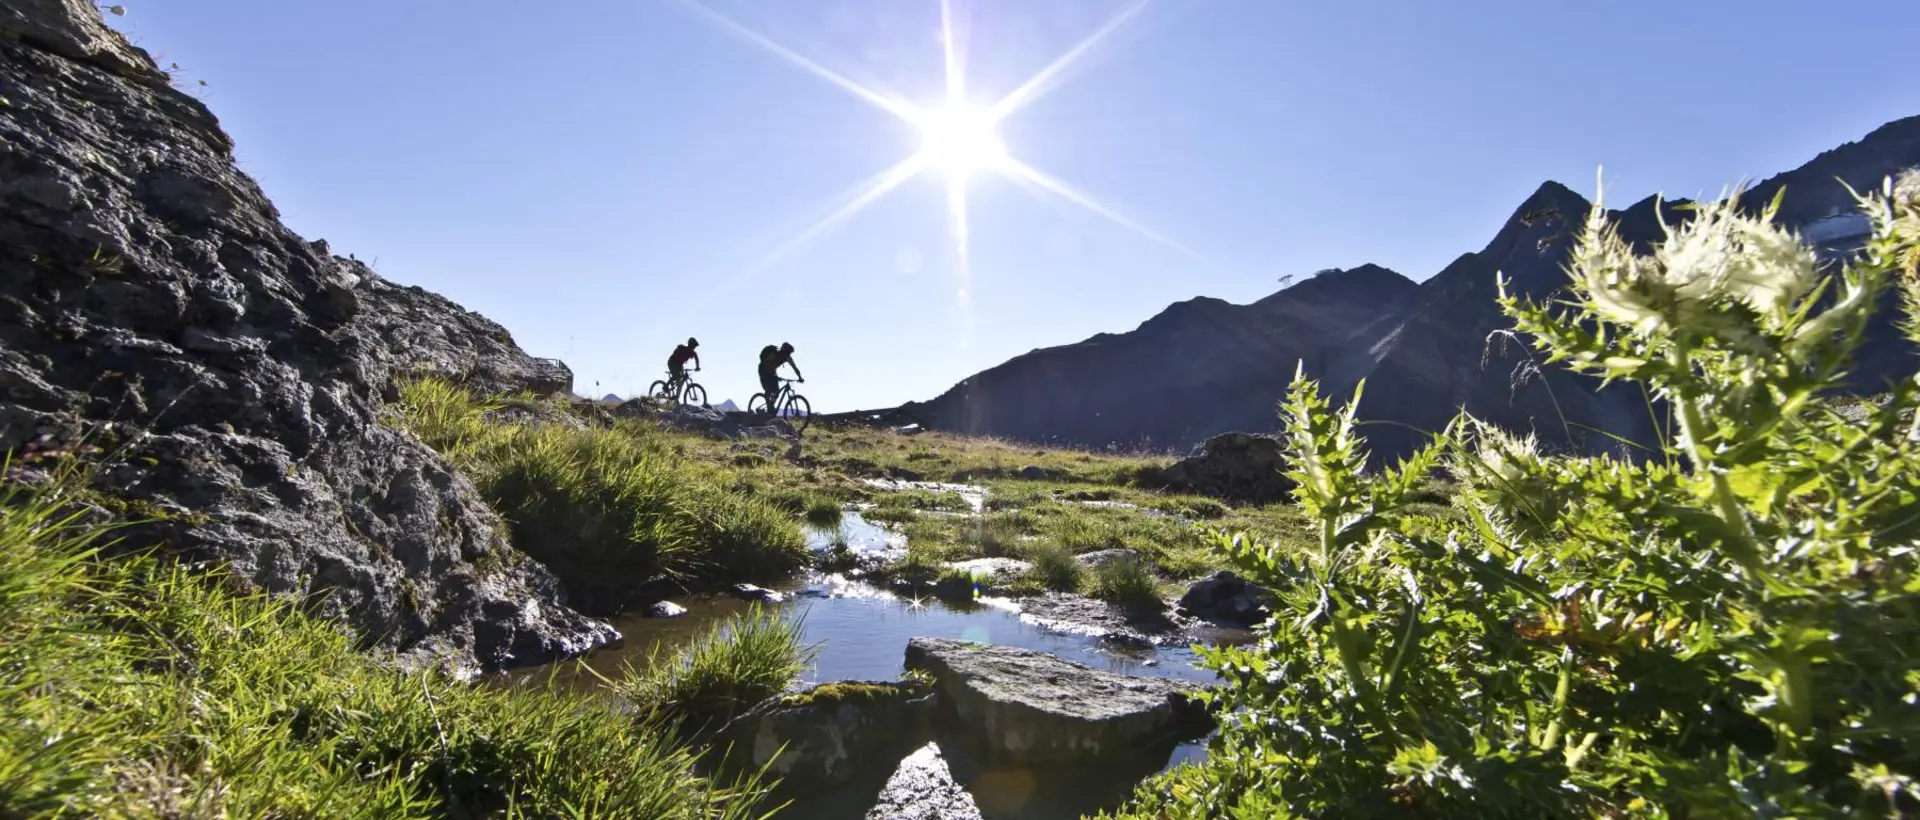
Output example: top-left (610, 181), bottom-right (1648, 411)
top-left (911, 264), bottom-right (1417, 450)
top-left (910, 115), bottom-right (1920, 459)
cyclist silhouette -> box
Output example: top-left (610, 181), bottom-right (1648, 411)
top-left (757, 342), bottom-right (801, 410)
top-left (668, 337), bottom-right (700, 383)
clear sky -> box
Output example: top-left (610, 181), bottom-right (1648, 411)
top-left (108, 0), bottom-right (1919, 411)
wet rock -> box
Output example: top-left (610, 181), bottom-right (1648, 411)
top-left (864, 743), bottom-right (982, 820)
top-left (645, 600), bottom-right (688, 619)
top-left (905, 638), bottom-right (1211, 764)
top-left (1176, 570), bottom-right (1275, 628)
top-left (1015, 592), bottom-right (1186, 647)
top-left (1145, 432), bottom-right (1296, 503)
top-left (729, 583), bottom-right (786, 604)
top-left (1074, 548), bottom-right (1143, 569)
top-left (0, 1), bottom-right (609, 672)
top-left (718, 678), bottom-right (935, 793)
top-left (944, 557), bottom-right (1031, 587)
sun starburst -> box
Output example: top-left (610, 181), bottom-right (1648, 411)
top-left (669, 0), bottom-right (1206, 302)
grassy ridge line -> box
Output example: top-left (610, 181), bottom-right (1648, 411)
top-left (0, 473), bottom-right (768, 818)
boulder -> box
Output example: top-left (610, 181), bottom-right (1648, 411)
top-left (1146, 432), bottom-right (1296, 503)
top-left (944, 557), bottom-right (1031, 586)
top-left (863, 743), bottom-right (982, 820)
top-left (0, 0), bottom-right (611, 672)
top-left (904, 638), bottom-right (1211, 763)
top-left (613, 399), bottom-right (798, 441)
top-left (729, 583), bottom-right (786, 604)
top-left (645, 600), bottom-right (688, 619)
top-left (1176, 570), bottom-right (1275, 628)
top-left (1017, 465), bottom-right (1050, 480)
top-left (718, 679), bottom-right (935, 792)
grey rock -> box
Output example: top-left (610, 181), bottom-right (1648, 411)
top-left (1176, 570), bottom-right (1274, 628)
top-left (613, 399), bottom-right (798, 441)
top-left (904, 638), bottom-right (1211, 763)
top-left (729, 583), bottom-right (785, 604)
top-left (718, 679), bottom-right (935, 792)
top-left (863, 743), bottom-right (982, 820)
top-left (645, 600), bottom-right (688, 619)
top-left (944, 557), bottom-right (1031, 586)
top-left (1146, 432), bottom-right (1295, 503)
top-left (0, 1), bottom-right (611, 672)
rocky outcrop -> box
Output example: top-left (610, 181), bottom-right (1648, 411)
top-left (1176, 570), bottom-right (1275, 628)
top-left (904, 638), bottom-right (1211, 763)
top-left (1144, 432), bottom-right (1296, 503)
top-left (718, 679), bottom-right (936, 792)
top-left (0, 0), bottom-right (612, 671)
top-left (863, 743), bottom-right (983, 820)
top-left (613, 399), bottom-right (797, 441)
top-left (904, 116), bottom-right (1920, 462)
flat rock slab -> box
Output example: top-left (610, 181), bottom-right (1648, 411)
top-left (905, 637), bottom-right (1211, 764)
top-left (719, 679), bottom-right (934, 792)
top-left (864, 743), bottom-right (982, 820)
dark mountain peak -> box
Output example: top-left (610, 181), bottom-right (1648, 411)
top-left (1260, 263), bottom-right (1416, 308)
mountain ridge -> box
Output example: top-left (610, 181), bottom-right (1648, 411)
top-left (898, 114), bottom-right (1920, 459)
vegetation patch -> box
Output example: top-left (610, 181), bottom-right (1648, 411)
top-left (392, 381), bottom-right (807, 612)
top-left (1101, 180), bottom-right (1920, 817)
top-left (0, 475), bottom-right (767, 818)
top-left (1087, 555), bottom-right (1164, 615)
top-left (615, 605), bottom-right (816, 738)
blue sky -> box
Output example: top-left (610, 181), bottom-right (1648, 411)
top-left (109, 0), bottom-right (1919, 411)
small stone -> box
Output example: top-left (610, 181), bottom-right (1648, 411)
top-left (646, 600), bottom-right (688, 618)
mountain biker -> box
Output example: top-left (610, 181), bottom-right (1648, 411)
top-left (668, 337), bottom-right (701, 383)
top-left (757, 342), bottom-right (801, 408)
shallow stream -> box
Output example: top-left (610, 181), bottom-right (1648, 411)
top-left (501, 508), bottom-right (1242, 818)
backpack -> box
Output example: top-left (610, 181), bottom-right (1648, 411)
top-left (759, 345), bottom-right (779, 367)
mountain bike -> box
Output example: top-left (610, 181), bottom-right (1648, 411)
top-left (647, 368), bottom-right (707, 407)
top-left (748, 378), bottom-right (811, 434)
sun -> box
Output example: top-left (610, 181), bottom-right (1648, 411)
top-left (916, 102), bottom-right (1008, 178)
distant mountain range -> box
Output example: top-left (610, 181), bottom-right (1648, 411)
top-left (715, 399), bottom-right (740, 413)
top-left (893, 115), bottom-right (1920, 462)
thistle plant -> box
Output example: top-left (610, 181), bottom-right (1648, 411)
top-left (1106, 174), bottom-right (1920, 818)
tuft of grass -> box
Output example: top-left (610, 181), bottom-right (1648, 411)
top-left (0, 472), bottom-right (767, 818)
top-left (615, 605), bottom-right (816, 737)
top-left (1024, 542), bottom-right (1085, 593)
top-left (802, 496), bottom-right (844, 529)
top-left (1089, 556), bottom-right (1164, 615)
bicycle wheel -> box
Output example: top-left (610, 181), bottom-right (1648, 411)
top-left (647, 380), bottom-right (672, 400)
top-left (683, 383), bottom-right (708, 407)
top-left (747, 393), bottom-right (770, 415)
top-left (784, 393), bottom-right (812, 434)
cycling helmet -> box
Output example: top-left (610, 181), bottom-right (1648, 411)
top-left (687, 337), bottom-right (699, 348)
top-left (780, 342), bottom-right (794, 354)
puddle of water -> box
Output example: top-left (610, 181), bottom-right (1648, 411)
top-left (804, 511), bottom-right (904, 560)
top-left (861, 477), bottom-right (990, 513)
top-left (509, 572), bottom-right (1216, 692)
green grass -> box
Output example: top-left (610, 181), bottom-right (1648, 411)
top-left (1024, 542), bottom-right (1085, 592)
top-left (614, 605), bottom-right (816, 738)
top-left (1088, 555), bottom-right (1165, 615)
top-left (392, 380), bottom-right (807, 612)
top-left (0, 475), bottom-right (766, 818)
